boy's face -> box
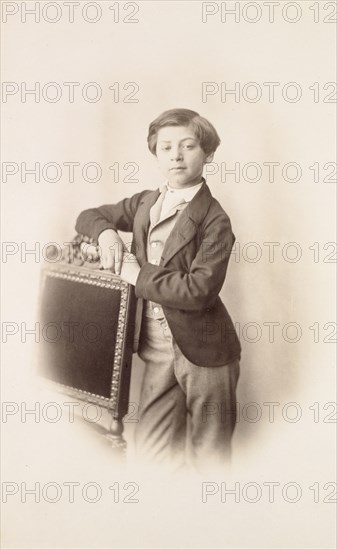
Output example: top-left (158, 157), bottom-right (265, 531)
top-left (155, 125), bottom-right (214, 188)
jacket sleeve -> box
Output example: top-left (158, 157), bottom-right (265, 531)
top-left (135, 210), bottom-right (235, 311)
top-left (75, 190), bottom-right (150, 242)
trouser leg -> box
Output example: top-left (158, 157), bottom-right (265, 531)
top-left (172, 339), bottom-right (240, 473)
top-left (135, 317), bottom-right (186, 469)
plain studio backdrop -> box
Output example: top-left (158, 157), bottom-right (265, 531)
top-left (1, 2), bottom-right (336, 549)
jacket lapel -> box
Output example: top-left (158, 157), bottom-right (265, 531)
top-left (161, 180), bottom-right (213, 267)
top-left (160, 215), bottom-right (198, 266)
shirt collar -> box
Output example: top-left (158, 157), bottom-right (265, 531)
top-left (159, 179), bottom-right (204, 202)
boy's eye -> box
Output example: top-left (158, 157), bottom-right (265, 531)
top-left (161, 146), bottom-right (171, 151)
top-left (183, 143), bottom-right (195, 149)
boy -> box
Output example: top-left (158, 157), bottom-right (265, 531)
top-left (76, 108), bottom-right (241, 472)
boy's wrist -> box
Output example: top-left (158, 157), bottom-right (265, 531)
top-left (119, 254), bottom-right (141, 286)
top-left (97, 226), bottom-right (118, 242)
top-left (135, 262), bottom-right (157, 299)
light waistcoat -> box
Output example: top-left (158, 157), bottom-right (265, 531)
top-left (145, 188), bottom-right (189, 319)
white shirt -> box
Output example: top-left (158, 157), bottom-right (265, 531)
top-left (158, 180), bottom-right (203, 221)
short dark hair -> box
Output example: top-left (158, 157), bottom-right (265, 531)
top-left (147, 108), bottom-right (221, 156)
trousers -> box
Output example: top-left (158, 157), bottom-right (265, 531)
top-left (135, 314), bottom-right (240, 473)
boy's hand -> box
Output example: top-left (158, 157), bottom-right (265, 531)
top-left (79, 242), bottom-right (100, 263)
top-left (97, 229), bottom-right (126, 275)
top-left (119, 253), bottom-right (141, 286)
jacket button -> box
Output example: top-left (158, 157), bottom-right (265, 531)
top-left (150, 259), bottom-right (158, 265)
top-left (153, 307), bottom-right (160, 313)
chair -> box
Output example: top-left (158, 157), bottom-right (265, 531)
top-left (36, 234), bottom-right (136, 453)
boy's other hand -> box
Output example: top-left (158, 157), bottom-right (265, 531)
top-left (119, 252), bottom-right (141, 286)
top-left (97, 229), bottom-right (126, 275)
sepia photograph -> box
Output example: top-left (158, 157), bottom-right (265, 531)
top-left (1, 1), bottom-right (336, 549)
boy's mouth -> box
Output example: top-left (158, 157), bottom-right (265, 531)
top-left (170, 167), bottom-right (186, 171)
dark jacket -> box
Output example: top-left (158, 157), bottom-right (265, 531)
top-left (75, 180), bottom-right (241, 367)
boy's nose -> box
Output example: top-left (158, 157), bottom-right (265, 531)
top-left (171, 149), bottom-right (183, 161)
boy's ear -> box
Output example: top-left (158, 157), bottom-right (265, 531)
top-left (205, 152), bottom-right (214, 163)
